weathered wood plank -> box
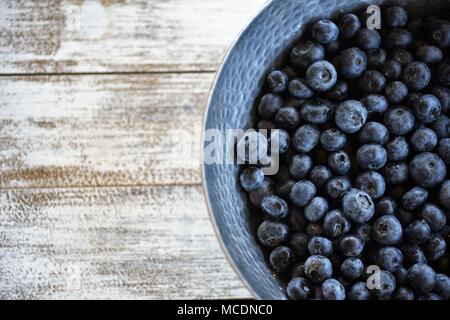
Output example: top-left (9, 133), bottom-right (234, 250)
top-left (0, 0), bottom-right (266, 74)
top-left (0, 185), bottom-right (252, 299)
top-left (0, 73), bottom-right (210, 188)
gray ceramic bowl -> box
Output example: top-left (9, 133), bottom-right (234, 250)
top-left (202, 0), bottom-right (449, 299)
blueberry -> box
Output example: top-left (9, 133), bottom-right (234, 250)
top-left (393, 287), bottom-right (415, 300)
top-left (438, 138), bottom-right (450, 163)
top-left (300, 99), bottom-right (334, 124)
top-left (338, 235), bottom-right (364, 257)
top-left (269, 246), bottom-right (294, 272)
top-left (385, 107), bottom-right (416, 136)
top-left (407, 16), bottom-right (425, 34)
top-left (328, 150), bottom-right (351, 175)
top-left (341, 258), bottom-right (364, 280)
top-left (390, 48), bottom-right (413, 66)
top-left (237, 131), bottom-right (268, 163)
top-left (348, 282), bottom-right (371, 300)
top-left (405, 91), bottom-right (422, 108)
top-left (309, 165), bottom-right (332, 188)
top-left (384, 28), bottom-right (413, 49)
top-left (435, 274), bottom-right (450, 300)
top-left (356, 144), bottom-right (387, 170)
top-left (380, 60), bottom-right (402, 81)
top-left (419, 293), bottom-right (443, 300)
top-left (369, 270), bottom-right (397, 298)
top-left (257, 220), bottom-right (289, 247)
top-left (384, 6), bottom-right (408, 28)
top-left (304, 197), bottom-right (329, 222)
top-left (288, 78), bottom-right (314, 99)
top-left (308, 236), bottom-right (333, 256)
top-left (355, 171), bottom-right (386, 199)
top-left (430, 21), bottom-right (450, 48)
top-left (321, 279), bottom-right (346, 300)
top-left (405, 220), bottom-right (431, 244)
top-left (402, 61), bottom-right (431, 90)
top-left (360, 70), bottom-right (386, 94)
top-left (414, 94), bottom-right (441, 124)
top-left (357, 28), bottom-right (381, 51)
top-left (261, 195), bottom-right (289, 220)
top-left (360, 94), bottom-right (388, 114)
top-left (289, 232), bottom-right (310, 257)
top-left (432, 115), bottom-right (450, 138)
top-left (383, 162), bottom-right (409, 185)
top-left (401, 243), bottom-right (428, 265)
top-left (375, 246), bottom-right (404, 273)
top-left (289, 154), bottom-right (313, 180)
top-left (358, 122), bottom-right (389, 145)
top-left (258, 93), bottom-right (283, 119)
top-left (323, 209), bottom-right (351, 238)
top-left (411, 127), bottom-right (438, 152)
top-left (339, 47), bottom-right (367, 79)
top-left (290, 41), bottom-right (325, 69)
top-left (376, 196), bottom-right (397, 216)
top-left (325, 176), bottom-right (352, 201)
top-left (306, 222), bottom-right (324, 237)
top-left (311, 20), bottom-right (339, 44)
top-left (423, 233), bottom-right (446, 261)
top-left (386, 136), bottom-right (410, 161)
top-left (320, 128), bottom-right (346, 152)
top-left (407, 263), bottom-right (436, 293)
top-left (432, 86), bottom-right (450, 113)
top-left (384, 81), bottom-right (408, 104)
top-left (275, 107), bottom-right (300, 130)
top-left (342, 189), bottom-right (375, 223)
top-left (338, 13), bottom-right (361, 38)
top-left (420, 203), bottom-right (447, 232)
top-left (436, 63), bottom-right (450, 86)
top-left (438, 180), bottom-right (450, 209)
top-left (290, 180), bottom-right (317, 207)
top-left (372, 215), bottom-right (403, 245)
top-left (240, 166), bottom-right (265, 192)
top-left (409, 152), bottom-right (446, 188)
top-left (305, 60), bottom-right (337, 92)
top-left (416, 45), bottom-right (443, 64)
top-left (401, 187), bottom-right (428, 211)
top-left (290, 263), bottom-right (306, 279)
top-left (304, 255), bottom-right (333, 284)
top-left (275, 179), bottom-right (296, 199)
top-left (325, 81), bottom-right (348, 102)
top-left (271, 129), bottom-right (290, 154)
top-left (367, 48), bottom-right (387, 68)
top-left (249, 178), bottom-right (274, 208)
top-left (267, 70), bottom-right (288, 93)
top-left (257, 119), bottom-right (277, 130)
top-left (293, 124), bottom-right (320, 153)
top-left (323, 40), bottom-right (341, 56)
top-left (287, 277), bottom-right (313, 300)
top-left (335, 100), bottom-right (368, 133)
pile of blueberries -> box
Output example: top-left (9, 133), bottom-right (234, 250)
top-left (239, 5), bottom-right (450, 300)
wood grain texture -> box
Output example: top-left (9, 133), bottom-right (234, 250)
top-left (0, 0), bottom-right (267, 74)
top-left (0, 185), bottom-right (252, 299)
top-left (0, 73), bottom-right (210, 188)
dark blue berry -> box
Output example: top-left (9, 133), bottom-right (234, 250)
top-left (348, 282), bottom-right (371, 300)
top-left (288, 78), bottom-right (314, 98)
top-left (249, 178), bottom-right (273, 208)
top-left (416, 45), bottom-right (443, 64)
top-left (367, 48), bottom-right (387, 68)
top-left (380, 60), bottom-right (402, 81)
top-left (290, 232), bottom-right (310, 257)
top-left (267, 70), bottom-right (288, 93)
top-left (390, 48), bottom-right (413, 66)
top-left (405, 220), bottom-right (431, 244)
top-left (419, 293), bottom-right (443, 300)
top-left (304, 255), bottom-right (333, 284)
top-left (341, 258), bottom-right (364, 280)
top-left (370, 270), bottom-right (397, 298)
top-left (384, 81), bottom-right (408, 104)
top-left (258, 93), bottom-right (283, 119)
top-left (322, 279), bottom-right (346, 300)
top-left (325, 81), bottom-right (348, 102)
top-left (335, 100), bottom-right (368, 133)
top-left (304, 196), bottom-right (329, 222)
top-left (401, 187), bottom-right (428, 211)
top-left (372, 215), bottom-right (403, 245)
top-left (360, 94), bottom-right (388, 114)
top-left (420, 203), bottom-right (447, 232)
top-left (289, 154), bottom-right (312, 179)
top-left (271, 129), bottom-right (290, 154)
top-left (436, 63), bottom-right (450, 86)
top-left (338, 14), bottom-right (361, 39)
top-left (432, 115), bottom-right (450, 138)
top-left (269, 246), bottom-right (294, 272)
top-left (376, 196), bottom-right (397, 216)
top-left (358, 122), bottom-right (389, 145)
top-left (290, 41), bottom-right (325, 69)
top-left (307, 223), bottom-right (324, 237)
top-left (432, 86), bottom-right (450, 113)
top-left (275, 179), bottom-right (295, 199)
top-left (359, 70), bottom-right (386, 93)
top-left (339, 47), bottom-right (367, 79)
top-left (308, 236), bottom-right (333, 256)
top-left (386, 136), bottom-right (409, 161)
top-left (342, 189), bottom-right (375, 223)
top-left (287, 277), bottom-right (313, 300)
top-left (435, 274), bottom-right (450, 300)
top-left (257, 220), bottom-right (289, 247)
top-left (375, 246), bottom-right (404, 273)
top-left (357, 28), bottom-right (381, 51)
top-left (414, 94), bottom-right (441, 124)
top-left (290, 263), bottom-right (306, 278)
top-left (309, 165), bottom-right (332, 188)
top-left (402, 61), bottom-right (431, 90)
top-left (430, 21), bottom-right (450, 48)
top-left (290, 180), bottom-right (317, 207)
top-left (338, 235), bottom-right (364, 257)
top-left (411, 127), bottom-right (438, 152)
top-left (394, 287), bottom-right (415, 300)
top-left (384, 162), bottom-right (409, 185)
top-left (311, 20), bottom-right (339, 44)
top-left (328, 150), bottom-right (351, 175)
top-left (439, 180), bottom-right (450, 209)
top-left (306, 60), bottom-right (337, 92)
top-left (401, 243), bottom-right (428, 265)
top-left (355, 171), bottom-right (386, 199)
top-left (261, 195), bottom-right (289, 220)
top-left (356, 144), bottom-right (387, 170)
top-left (275, 107), bottom-right (300, 130)
top-left (384, 107), bottom-right (415, 135)
top-left (240, 166), bottom-right (265, 191)
top-left (320, 128), bottom-right (346, 152)
top-left (438, 138), bottom-right (450, 163)
top-left (384, 28), bottom-right (413, 49)
top-left (300, 98), bottom-right (334, 124)
top-left (395, 267), bottom-right (408, 286)
top-left (325, 176), bottom-right (352, 201)
top-left (384, 6), bottom-right (408, 28)
top-left (407, 263), bottom-right (436, 293)
top-left (293, 124), bottom-right (320, 153)
top-left (423, 233), bottom-right (446, 261)
top-left (409, 152), bottom-right (446, 188)
top-left (323, 209), bottom-right (350, 238)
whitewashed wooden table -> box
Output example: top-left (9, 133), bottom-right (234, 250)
top-left (0, 0), bottom-right (268, 299)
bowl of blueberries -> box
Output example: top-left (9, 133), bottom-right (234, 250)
top-left (203, 0), bottom-right (450, 300)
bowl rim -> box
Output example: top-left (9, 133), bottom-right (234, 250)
top-left (200, 0), bottom-right (274, 300)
